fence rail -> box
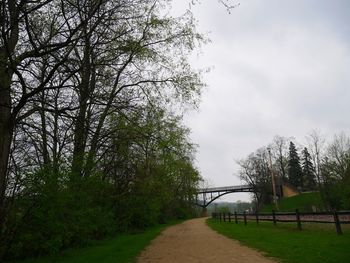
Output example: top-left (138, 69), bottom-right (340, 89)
top-left (212, 209), bottom-right (350, 235)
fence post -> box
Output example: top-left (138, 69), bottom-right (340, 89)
top-left (272, 210), bottom-right (276, 226)
top-left (296, 209), bottom-right (302, 230)
top-left (255, 211), bottom-right (259, 225)
top-left (219, 213), bottom-right (221, 222)
top-left (243, 211), bottom-right (247, 225)
top-left (228, 212), bottom-right (231, 222)
top-left (234, 211), bottom-right (238, 224)
top-left (333, 210), bottom-right (343, 235)
top-left (223, 212), bottom-right (226, 222)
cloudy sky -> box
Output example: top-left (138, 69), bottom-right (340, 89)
top-left (172, 1), bottom-right (350, 201)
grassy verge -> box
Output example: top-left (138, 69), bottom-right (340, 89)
top-left (207, 218), bottom-right (350, 263)
top-left (260, 192), bottom-right (324, 213)
top-left (12, 220), bottom-right (182, 263)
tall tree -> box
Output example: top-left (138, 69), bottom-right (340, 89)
top-left (61, 0), bottom-right (204, 178)
top-left (288, 141), bottom-right (303, 189)
top-left (237, 148), bottom-right (272, 209)
top-left (320, 133), bottom-right (350, 209)
top-left (271, 135), bottom-right (289, 181)
top-left (0, 0), bottom-right (95, 230)
top-left (0, 1), bottom-right (205, 258)
top-left (301, 147), bottom-right (316, 190)
top-left (307, 130), bottom-right (325, 186)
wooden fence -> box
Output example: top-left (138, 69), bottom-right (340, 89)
top-left (212, 210), bottom-right (350, 235)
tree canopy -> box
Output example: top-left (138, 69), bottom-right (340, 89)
top-left (0, 1), bottom-right (204, 260)
top-left (237, 133), bottom-right (350, 211)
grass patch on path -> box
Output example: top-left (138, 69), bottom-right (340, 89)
top-left (12, 220), bottom-right (182, 263)
top-left (207, 219), bottom-right (350, 263)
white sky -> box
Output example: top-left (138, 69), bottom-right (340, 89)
top-left (172, 1), bottom-right (350, 201)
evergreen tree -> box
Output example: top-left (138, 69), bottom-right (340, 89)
top-left (301, 147), bottom-right (317, 190)
top-left (288, 142), bottom-right (303, 189)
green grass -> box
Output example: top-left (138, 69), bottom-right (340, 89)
top-left (207, 218), bottom-right (350, 263)
top-left (12, 221), bottom-right (181, 263)
top-left (261, 192), bottom-right (324, 212)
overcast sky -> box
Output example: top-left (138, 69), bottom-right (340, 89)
top-left (172, 1), bottom-right (350, 201)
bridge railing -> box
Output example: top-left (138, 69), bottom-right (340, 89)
top-left (211, 210), bottom-right (350, 235)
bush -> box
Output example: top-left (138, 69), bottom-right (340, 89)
top-left (3, 171), bottom-right (116, 260)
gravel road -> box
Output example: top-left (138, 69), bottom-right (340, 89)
top-left (137, 217), bottom-right (278, 263)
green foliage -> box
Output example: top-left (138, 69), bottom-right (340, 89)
top-left (103, 107), bottom-right (201, 228)
top-left (218, 206), bottom-right (230, 213)
top-left (235, 201), bottom-right (254, 212)
top-left (2, 107), bottom-right (201, 260)
top-left (238, 133), bottom-right (350, 214)
top-left (320, 167), bottom-right (350, 210)
top-left (260, 192), bottom-right (324, 213)
top-left (207, 219), bottom-right (350, 263)
top-left (288, 142), bottom-right (303, 189)
top-left (1, 0), bottom-right (204, 261)
top-left (11, 221), bottom-right (181, 263)
top-left (3, 171), bottom-right (116, 260)
top-left (207, 201), bottom-right (254, 214)
top-left (319, 134), bottom-right (350, 210)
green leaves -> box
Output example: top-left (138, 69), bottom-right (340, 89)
top-left (2, 1), bottom-right (204, 260)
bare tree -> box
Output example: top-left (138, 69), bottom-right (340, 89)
top-left (306, 130), bottom-right (325, 185)
top-left (270, 135), bottom-right (290, 181)
top-left (237, 148), bottom-right (271, 209)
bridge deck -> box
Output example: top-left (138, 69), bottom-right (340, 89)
top-left (197, 185), bottom-right (253, 194)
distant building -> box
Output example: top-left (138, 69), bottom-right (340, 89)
top-left (281, 182), bottom-right (299, 198)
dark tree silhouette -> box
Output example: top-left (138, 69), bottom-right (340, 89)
top-left (302, 147), bottom-right (317, 190)
top-left (288, 142), bottom-right (303, 189)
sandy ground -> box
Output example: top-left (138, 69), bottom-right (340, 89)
top-left (137, 217), bottom-right (278, 263)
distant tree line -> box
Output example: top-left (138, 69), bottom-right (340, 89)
top-left (207, 201), bottom-right (253, 214)
top-left (237, 132), bottom-right (350, 211)
top-left (0, 1), bottom-right (204, 260)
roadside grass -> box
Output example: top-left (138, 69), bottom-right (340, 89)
top-left (260, 192), bottom-right (324, 213)
top-left (11, 220), bottom-right (182, 263)
top-left (207, 218), bottom-right (350, 263)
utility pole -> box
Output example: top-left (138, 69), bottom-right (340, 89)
top-left (267, 147), bottom-right (279, 210)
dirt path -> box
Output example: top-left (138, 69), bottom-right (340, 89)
top-left (137, 217), bottom-right (277, 263)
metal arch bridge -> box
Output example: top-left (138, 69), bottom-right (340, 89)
top-left (195, 185), bottom-right (254, 208)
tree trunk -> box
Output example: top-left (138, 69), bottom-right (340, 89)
top-left (71, 34), bottom-right (91, 178)
top-left (0, 0), bottom-right (20, 235)
top-left (0, 70), bottom-right (14, 229)
top-left (71, 83), bottom-right (89, 177)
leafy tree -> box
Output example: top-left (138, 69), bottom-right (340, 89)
top-left (288, 141), bottom-right (303, 189)
top-left (320, 133), bottom-right (350, 210)
top-left (237, 134), bottom-right (350, 211)
top-left (0, 0), bottom-right (89, 230)
top-left (0, 1), bottom-right (204, 260)
top-left (235, 200), bottom-right (253, 212)
top-left (101, 105), bottom-right (201, 224)
top-left (301, 147), bottom-right (317, 191)
top-left (218, 206), bottom-right (230, 213)
top-left (237, 148), bottom-right (272, 209)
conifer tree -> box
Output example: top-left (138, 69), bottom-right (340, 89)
top-left (301, 147), bottom-right (317, 190)
top-left (288, 141), bottom-right (303, 189)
